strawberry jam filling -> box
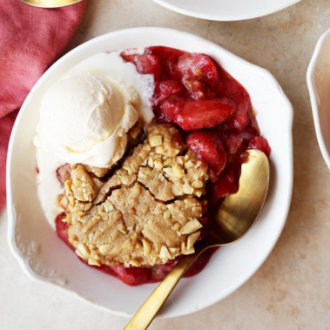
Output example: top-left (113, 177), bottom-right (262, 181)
top-left (55, 46), bottom-right (270, 285)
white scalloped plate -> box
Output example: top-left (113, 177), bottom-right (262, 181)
top-left (152, 0), bottom-right (301, 21)
top-left (307, 27), bottom-right (330, 171)
top-left (7, 27), bottom-right (293, 318)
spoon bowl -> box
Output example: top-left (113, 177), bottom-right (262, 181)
top-left (125, 149), bottom-right (270, 329)
top-left (19, 0), bottom-right (83, 8)
top-left (210, 149), bottom-right (269, 245)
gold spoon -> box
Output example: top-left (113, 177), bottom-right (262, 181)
top-left (19, 0), bottom-right (83, 8)
top-left (125, 149), bottom-right (270, 330)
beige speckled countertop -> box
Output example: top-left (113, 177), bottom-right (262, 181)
top-left (1, 0), bottom-right (330, 329)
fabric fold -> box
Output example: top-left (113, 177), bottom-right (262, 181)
top-left (0, 0), bottom-right (86, 210)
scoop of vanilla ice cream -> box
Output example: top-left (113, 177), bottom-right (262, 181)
top-left (43, 73), bottom-right (123, 152)
top-left (37, 73), bottom-right (139, 168)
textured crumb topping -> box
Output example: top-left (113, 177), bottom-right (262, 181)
top-left (57, 123), bottom-right (209, 267)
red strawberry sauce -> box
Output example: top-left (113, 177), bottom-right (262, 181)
top-left (55, 47), bottom-right (270, 285)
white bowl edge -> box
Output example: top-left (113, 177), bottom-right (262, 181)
top-left (306, 27), bottom-right (330, 171)
top-left (6, 27), bottom-right (294, 318)
top-left (152, 0), bottom-right (301, 22)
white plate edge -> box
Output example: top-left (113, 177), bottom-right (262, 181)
top-left (6, 26), bottom-right (294, 318)
top-left (306, 27), bottom-right (330, 171)
top-left (152, 0), bottom-right (301, 21)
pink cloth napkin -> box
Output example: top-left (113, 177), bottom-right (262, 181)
top-left (0, 0), bottom-right (86, 211)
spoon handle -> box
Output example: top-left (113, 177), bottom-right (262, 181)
top-left (124, 254), bottom-right (197, 330)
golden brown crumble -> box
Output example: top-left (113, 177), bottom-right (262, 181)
top-left (58, 123), bottom-right (209, 267)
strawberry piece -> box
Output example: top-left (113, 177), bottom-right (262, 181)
top-left (150, 261), bottom-right (177, 282)
top-left (55, 213), bottom-right (72, 248)
top-left (153, 80), bottom-right (182, 105)
top-left (147, 46), bottom-right (185, 61)
top-left (111, 266), bottom-right (151, 286)
top-left (225, 105), bottom-right (250, 131)
top-left (147, 46), bottom-right (185, 79)
top-left (182, 79), bottom-right (205, 100)
top-left (215, 65), bottom-right (252, 131)
top-left (222, 133), bottom-right (245, 154)
top-left (248, 136), bottom-right (271, 157)
top-left (187, 131), bottom-right (227, 176)
top-left (177, 53), bottom-right (218, 82)
top-left (212, 168), bottom-right (239, 202)
top-left (199, 217), bottom-right (208, 225)
top-left (56, 163), bottom-right (71, 186)
top-left (159, 96), bottom-right (184, 122)
top-left (121, 52), bottom-right (162, 78)
top-left (185, 248), bottom-right (217, 277)
top-left (177, 53), bottom-right (218, 99)
top-left (175, 98), bottom-right (235, 130)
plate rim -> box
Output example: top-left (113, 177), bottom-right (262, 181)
top-left (306, 27), bottom-right (330, 171)
top-left (152, 0), bottom-right (301, 21)
top-left (6, 26), bottom-right (294, 318)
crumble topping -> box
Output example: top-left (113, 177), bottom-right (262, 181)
top-left (57, 123), bottom-right (209, 267)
